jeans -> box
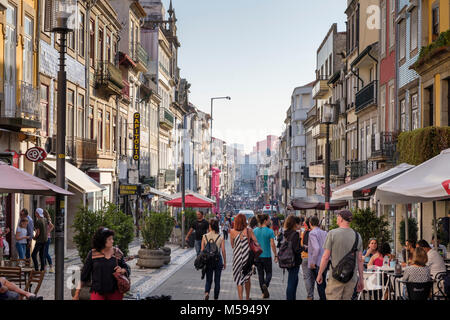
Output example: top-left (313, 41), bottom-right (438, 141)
top-left (44, 238), bottom-right (52, 266)
top-left (25, 241), bottom-right (31, 259)
top-left (301, 258), bottom-right (315, 299)
top-left (194, 240), bottom-right (202, 256)
top-left (15, 243), bottom-right (26, 260)
top-left (223, 230), bottom-right (228, 240)
top-left (310, 267), bottom-right (328, 300)
top-left (31, 242), bottom-right (46, 271)
top-left (0, 290), bottom-right (20, 300)
top-left (205, 256), bottom-right (223, 299)
top-left (286, 266), bottom-right (300, 300)
top-left (255, 257), bottom-right (272, 292)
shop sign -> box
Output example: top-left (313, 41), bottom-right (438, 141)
top-left (133, 113), bottom-right (140, 161)
top-left (25, 147), bottom-right (47, 163)
top-left (442, 180), bottom-right (450, 195)
top-left (119, 184), bottom-right (138, 195)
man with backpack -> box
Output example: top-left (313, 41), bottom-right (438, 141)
top-left (316, 210), bottom-right (364, 300)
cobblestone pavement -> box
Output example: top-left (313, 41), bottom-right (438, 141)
top-left (150, 238), bottom-right (321, 300)
top-left (35, 238), bottom-right (196, 300)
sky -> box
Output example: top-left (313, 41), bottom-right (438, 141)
top-left (161, 0), bottom-right (347, 153)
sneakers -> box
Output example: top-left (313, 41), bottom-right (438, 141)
top-left (262, 284), bottom-right (270, 299)
top-left (48, 266), bottom-right (55, 273)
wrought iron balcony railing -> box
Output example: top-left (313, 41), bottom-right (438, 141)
top-left (355, 80), bottom-right (377, 113)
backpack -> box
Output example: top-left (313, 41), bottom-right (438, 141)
top-left (278, 231), bottom-right (297, 269)
top-left (331, 229), bottom-right (359, 283)
top-left (203, 234), bottom-right (221, 268)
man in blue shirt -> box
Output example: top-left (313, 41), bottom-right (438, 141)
top-left (254, 214), bottom-right (278, 299)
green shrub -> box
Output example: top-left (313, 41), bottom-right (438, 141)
top-left (399, 218), bottom-right (418, 246)
top-left (416, 29), bottom-right (450, 66)
top-left (72, 203), bottom-right (134, 262)
top-left (397, 126), bottom-right (450, 165)
top-left (141, 212), bottom-right (169, 250)
top-left (350, 208), bottom-right (391, 249)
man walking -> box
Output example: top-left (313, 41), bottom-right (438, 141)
top-left (316, 210), bottom-right (364, 300)
top-left (308, 215), bottom-right (328, 300)
top-left (31, 208), bottom-right (47, 271)
top-left (254, 214), bottom-right (278, 299)
top-left (185, 211), bottom-right (209, 256)
top-left (300, 217), bottom-right (314, 300)
top-left (20, 209), bottom-right (34, 259)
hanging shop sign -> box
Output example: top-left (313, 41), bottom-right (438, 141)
top-left (119, 184), bottom-right (139, 196)
top-left (25, 147), bottom-right (47, 163)
top-left (133, 112), bottom-right (140, 161)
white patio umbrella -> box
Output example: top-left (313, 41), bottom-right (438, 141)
top-left (376, 148), bottom-right (450, 249)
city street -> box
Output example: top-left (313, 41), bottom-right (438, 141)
top-left (151, 237), bottom-right (318, 300)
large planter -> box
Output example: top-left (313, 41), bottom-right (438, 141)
top-left (137, 249), bottom-right (165, 269)
top-left (161, 247), bottom-right (171, 265)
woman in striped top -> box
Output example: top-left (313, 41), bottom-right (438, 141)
top-left (230, 214), bottom-right (258, 300)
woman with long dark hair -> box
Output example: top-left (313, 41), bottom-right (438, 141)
top-left (73, 227), bottom-right (130, 300)
top-left (283, 215), bottom-right (303, 300)
top-left (201, 218), bottom-right (226, 300)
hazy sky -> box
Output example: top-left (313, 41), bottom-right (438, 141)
top-left (162, 0), bottom-right (346, 153)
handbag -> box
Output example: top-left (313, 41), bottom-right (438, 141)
top-left (247, 228), bottom-right (263, 259)
top-left (113, 248), bottom-right (131, 294)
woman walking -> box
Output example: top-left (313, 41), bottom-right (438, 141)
top-left (230, 214), bottom-right (257, 300)
top-left (283, 215), bottom-right (303, 301)
top-left (222, 217), bottom-right (230, 241)
top-left (201, 219), bottom-right (226, 300)
top-left (43, 210), bottom-right (54, 273)
top-left (74, 227), bottom-right (130, 300)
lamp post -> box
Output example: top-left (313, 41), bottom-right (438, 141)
top-left (321, 103), bottom-right (336, 231)
top-left (47, 0), bottom-right (76, 300)
top-left (209, 96), bottom-right (231, 207)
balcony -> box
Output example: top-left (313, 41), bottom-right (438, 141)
top-left (312, 123), bottom-right (327, 139)
top-left (312, 75), bottom-right (329, 99)
top-left (95, 61), bottom-right (124, 97)
top-left (355, 80), bottom-right (377, 113)
top-left (0, 81), bottom-right (41, 129)
top-left (122, 80), bottom-right (130, 103)
top-left (292, 135), bottom-right (306, 147)
top-left (132, 42), bottom-right (149, 73)
top-left (66, 137), bottom-right (98, 168)
top-left (370, 132), bottom-right (397, 162)
top-left (292, 109), bottom-right (307, 121)
top-left (346, 160), bottom-right (368, 180)
top-left (309, 161), bottom-right (324, 178)
top-left (159, 108), bottom-right (174, 130)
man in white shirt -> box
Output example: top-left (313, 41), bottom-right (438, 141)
top-left (430, 236), bottom-right (448, 258)
top-left (417, 240), bottom-right (446, 279)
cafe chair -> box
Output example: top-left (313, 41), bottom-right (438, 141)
top-left (0, 266), bottom-right (23, 288)
top-left (22, 270), bottom-right (45, 298)
top-left (399, 281), bottom-right (433, 300)
top-left (434, 271), bottom-right (449, 300)
top-left (6, 259), bottom-right (31, 268)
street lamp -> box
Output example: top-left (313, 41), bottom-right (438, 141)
top-left (209, 96), bottom-right (231, 208)
top-left (46, 0), bottom-right (76, 301)
top-left (321, 103), bottom-right (336, 231)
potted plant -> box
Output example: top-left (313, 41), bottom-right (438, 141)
top-left (138, 212), bottom-right (167, 268)
top-left (161, 213), bottom-right (175, 264)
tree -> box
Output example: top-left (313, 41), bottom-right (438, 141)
top-left (399, 218), bottom-right (418, 246)
top-left (350, 208), bottom-right (391, 249)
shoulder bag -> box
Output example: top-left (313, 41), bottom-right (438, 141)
top-left (113, 248), bottom-right (131, 294)
top-left (247, 228), bottom-right (263, 258)
top-left (331, 229), bottom-right (359, 283)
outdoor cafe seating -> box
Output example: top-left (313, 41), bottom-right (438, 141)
top-left (0, 264), bottom-right (45, 296)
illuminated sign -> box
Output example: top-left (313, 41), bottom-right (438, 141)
top-left (133, 113), bottom-right (140, 161)
top-left (119, 184), bottom-right (138, 195)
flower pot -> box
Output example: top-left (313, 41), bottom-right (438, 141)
top-left (161, 247), bottom-right (171, 265)
top-left (137, 249), bottom-right (165, 269)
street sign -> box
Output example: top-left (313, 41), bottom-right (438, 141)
top-left (133, 113), bottom-right (140, 161)
top-left (25, 147), bottom-right (47, 162)
top-left (119, 184), bottom-right (138, 195)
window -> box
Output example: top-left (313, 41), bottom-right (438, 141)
top-left (389, 85), bottom-right (395, 131)
top-left (98, 27), bottom-right (104, 62)
top-left (90, 19), bottom-right (95, 67)
top-left (5, 4), bottom-right (16, 116)
top-left (389, 0), bottom-right (395, 48)
top-left (77, 94), bottom-right (85, 137)
top-left (432, 5), bottom-right (440, 39)
top-left (106, 111), bottom-right (111, 151)
top-left (23, 17), bottom-right (33, 85)
top-left (381, 1), bottom-right (386, 55)
top-left (88, 106), bottom-right (94, 139)
top-left (113, 114), bottom-right (117, 152)
top-left (380, 86), bottom-right (386, 131)
top-left (400, 99), bottom-right (406, 132)
top-left (67, 89), bottom-right (75, 138)
top-left (399, 19), bottom-right (406, 62)
top-left (98, 109), bottom-right (103, 150)
top-left (410, 8), bottom-right (418, 53)
top-left (40, 85), bottom-right (49, 136)
top-left (106, 34), bottom-right (111, 62)
top-left (411, 94), bottom-right (419, 130)
top-left (79, 11), bottom-right (85, 57)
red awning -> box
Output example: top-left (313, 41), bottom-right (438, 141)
top-left (165, 194), bottom-right (214, 208)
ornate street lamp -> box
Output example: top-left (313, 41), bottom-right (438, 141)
top-left (45, 0), bottom-right (76, 300)
top-left (321, 103), bottom-right (336, 231)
